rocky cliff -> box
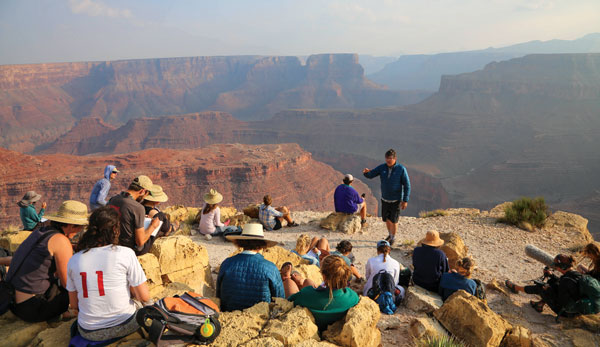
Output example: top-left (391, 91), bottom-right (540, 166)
top-left (0, 143), bottom-right (376, 227)
top-left (0, 54), bottom-right (428, 151)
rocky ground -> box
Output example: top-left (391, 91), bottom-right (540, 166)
top-left (192, 207), bottom-right (597, 346)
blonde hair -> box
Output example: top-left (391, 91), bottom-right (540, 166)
top-left (295, 234), bottom-right (311, 255)
top-left (321, 255), bottom-right (352, 308)
top-left (456, 257), bottom-right (475, 278)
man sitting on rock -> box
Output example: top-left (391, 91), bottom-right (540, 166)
top-left (258, 194), bottom-right (298, 230)
top-left (333, 174), bottom-right (367, 228)
top-left (412, 230), bottom-right (449, 293)
top-left (107, 175), bottom-right (161, 256)
top-left (217, 223), bottom-right (285, 311)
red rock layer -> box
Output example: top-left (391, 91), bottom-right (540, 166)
top-left (0, 144), bottom-right (375, 227)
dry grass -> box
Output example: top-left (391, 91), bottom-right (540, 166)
top-left (419, 209), bottom-right (448, 218)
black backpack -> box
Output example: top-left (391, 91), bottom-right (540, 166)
top-left (367, 270), bottom-right (396, 300)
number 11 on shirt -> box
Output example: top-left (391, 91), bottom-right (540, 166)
top-left (80, 271), bottom-right (105, 298)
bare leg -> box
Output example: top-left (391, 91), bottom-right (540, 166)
top-left (385, 220), bottom-right (397, 238)
top-left (360, 202), bottom-right (367, 221)
top-left (283, 278), bottom-right (300, 297)
top-left (291, 272), bottom-right (316, 289)
top-left (350, 264), bottom-right (362, 280)
top-left (316, 238), bottom-right (330, 253)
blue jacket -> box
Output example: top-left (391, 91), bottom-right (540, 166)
top-left (439, 272), bottom-right (477, 301)
top-left (89, 165), bottom-right (116, 209)
top-left (216, 252), bottom-right (285, 312)
top-left (412, 245), bottom-right (449, 292)
top-left (363, 163), bottom-right (410, 202)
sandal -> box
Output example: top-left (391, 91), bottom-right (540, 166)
top-left (530, 300), bottom-right (545, 313)
top-left (505, 280), bottom-right (519, 294)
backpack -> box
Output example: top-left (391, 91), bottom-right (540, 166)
top-left (136, 292), bottom-right (221, 346)
top-left (398, 268), bottom-right (412, 287)
top-left (473, 279), bottom-right (487, 300)
top-left (367, 270), bottom-right (397, 314)
top-left (563, 274), bottom-right (600, 315)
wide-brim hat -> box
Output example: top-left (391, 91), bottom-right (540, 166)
top-left (45, 200), bottom-right (89, 225)
top-left (420, 230), bottom-right (444, 247)
top-left (146, 185), bottom-right (168, 202)
top-left (132, 175), bottom-right (155, 193)
top-left (18, 191), bottom-right (41, 206)
top-left (204, 189), bottom-right (223, 205)
top-left (226, 223), bottom-right (278, 247)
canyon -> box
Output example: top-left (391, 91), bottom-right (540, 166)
top-left (0, 143), bottom-right (377, 227)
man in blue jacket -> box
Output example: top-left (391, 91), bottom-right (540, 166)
top-left (89, 165), bottom-right (119, 210)
top-left (363, 149), bottom-right (410, 245)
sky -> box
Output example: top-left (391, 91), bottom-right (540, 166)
top-left (0, 0), bottom-right (599, 65)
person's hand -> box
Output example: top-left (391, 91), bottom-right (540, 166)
top-left (41, 202), bottom-right (47, 209)
top-left (543, 266), bottom-right (552, 277)
top-left (400, 201), bottom-right (408, 210)
top-left (151, 217), bottom-right (161, 229)
top-left (363, 168), bottom-right (370, 174)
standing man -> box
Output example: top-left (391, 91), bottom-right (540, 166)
top-left (363, 149), bottom-right (410, 245)
top-left (334, 174), bottom-right (367, 227)
top-left (89, 165), bottom-right (119, 210)
top-left (107, 175), bottom-right (160, 256)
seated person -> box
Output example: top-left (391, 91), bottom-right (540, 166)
top-left (331, 240), bottom-right (363, 281)
top-left (67, 206), bottom-right (150, 341)
top-left (217, 223), bottom-right (285, 311)
top-left (6, 200), bottom-right (88, 322)
top-left (505, 254), bottom-right (582, 316)
top-left (198, 189), bottom-right (239, 240)
top-left (142, 185), bottom-right (177, 237)
top-left (334, 174), bottom-right (367, 227)
top-left (412, 230), bottom-right (449, 292)
top-left (17, 191), bottom-right (47, 231)
top-left (291, 234), bottom-right (330, 266)
top-left (280, 262), bottom-right (317, 298)
top-left (108, 175), bottom-right (161, 256)
top-left (363, 240), bottom-right (402, 298)
top-left (258, 194), bottom-right (298, 230)
top-left (288, 255), bottom-right (360, 331)
top-left (439, 257), bottom-right (477, 301)
top-left (578, 243), bottom-right (600, 280)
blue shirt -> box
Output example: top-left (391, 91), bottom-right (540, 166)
top-left (363, 163), bottom-right (410, 202)
top-left (334, 184), bottom-right (363, 214)
top-left (439, 272), bottom-right (477, 301)
top-left (412, 245), bottom-right (449, 292)
top-left (89, 165), bottom-right (116, 209)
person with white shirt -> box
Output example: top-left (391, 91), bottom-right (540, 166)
top-left (363, 240), bottom-right (403, 298)
top-left (67, 206), bottom-right (150, 341)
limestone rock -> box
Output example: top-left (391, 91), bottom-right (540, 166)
top-left (137, 253), bottom-right (161, 286)
top-left (150, 282), bottom-right (193, 301)
top-left (377, 315), bottom-right (403, 331)
top-left (262, 306), bottom-right (320, 345)
top-left (561, 313), bottom-right (600, 334)
top-left (0, 230), bottom-right (31, 252)
top-left (500, 325), bottom-right (533, 347)
top-left (296, 264), bottom-right (324, 286)
top-left (0, 311), bottom-right (48, 347)
top-left (320, 213), bottom-right (361, 234)
top-left (229, 213), bottom-right (252, 227)
top-left (219, 207), bottom-right (238, 222)
top-left (409, 317), bottom-right (449, 340)
top-left (244, 301), bottom-right (271, 320)
top-left (243, 204), bottom-right (260, 218)
top-left (563, 328), bottom-right (600, 347)
top-left (241, 337), bottom-right (284, 347)
top-left (439, 232), bottom-right (468, 269)
top-left (162, 205), bottom-right (199, 225)
top-left (434, 290), bottom-right (512, 347)
top-left (486, 278), bottom-right (511, 297)
top-left (323, 297), bottom-right (381, 347)
top-left (294, 340), bottom-right (340, 347)
top-left (489, 202), bottom-right (512, 219)
top-left (31, 319), bottom-right (75, 347)
top-left (270, 297), bottom-right (294, 319)
top-left (211, 309), bottom-right (269, 347)
top-left (544, 211), bottom-right (594, 244)
top-left (261, 246), bottom-right (308, 267)
top-left (404, 285), bottom-right (443, 313)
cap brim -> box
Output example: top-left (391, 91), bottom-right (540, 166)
top-left (225, 235), bottom-right (278, 247)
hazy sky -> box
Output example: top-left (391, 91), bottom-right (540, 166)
top-left (1, 0), bottom-right (599, 65)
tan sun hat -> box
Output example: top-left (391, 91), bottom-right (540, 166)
top-left (226, 223), bottom-right (278, 247)
top-left (204, 189), bottom-right (223, 205)
top-left (132, 175), bottom-right (155, 193)
top-left (17, 191), bottom-right (42, 207)
top-left (420, 230), bottom-right (444, 247)
top-left (146, 185), bottom-right (168, 203)
top-left (45, 200), bottom-right (89, 225)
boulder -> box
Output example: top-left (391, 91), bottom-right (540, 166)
top-left (211, 308), bottom-right (269, 346)
top-left (0, 311), bottom-right (48, 347)
top-left (377, 315), bottom-right (404, 331)
top-left (434, 290), bottom-right (512, 347)
top-left (544, 211), bottom-right (594, 244)
top-left (500, 325), bottom-right (534, 347)
top-left (0, 230), bottom-right (31, 252)
top-left (258, 246), bottom-right (323, 284)
top-left (404, 285), bottom-right (443, 313)
top-left (270, 297), bottom-right (294, 319)
top-left (409, 317), bottom-right (449, 340)
top-left (229, 214), bottom-right (252, 227)
top-left (162, 205), bottom-right (199, 225)
top-left (320, 213), bottom-right (361, 234)
top-left (486, 278), bottom-right (511, 297)
top-left (294, 340), bottom-right (340, 347)
top-left (219, 207), bottom-right (238, 222)
top-left (563, 328), bottom-right (600, 347)
top-left (489, 202), bottom-right (512, 219)
top-left (241, 337), bottom-right (284, 347)
top-left (439, 232), bottom-right (468, 269)
top-left (323, 297), bottom-right (381, 347)
top-left (243, 204), bottom-right (260, 219)
top-left (561, 313), bottom-right (600, 334)
top-left (30, 319), bottom-right (75, 347)
top-left (261, 306), bottom-right (320, 345)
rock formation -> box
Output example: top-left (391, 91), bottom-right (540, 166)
top-left (0, 143), bottom-right (375, 228)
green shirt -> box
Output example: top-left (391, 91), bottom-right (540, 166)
top-left (288, 286), bottom-right (359, 330)
top-left (20, 205), bottom-right (45, 231)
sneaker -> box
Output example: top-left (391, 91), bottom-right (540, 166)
top-left (385, 235), bottom-right (391, 242)
top-left (287, 221), bottom-right (299, 227)
top-left (204, 234), bottom-right (212, 240)
top-left (389, 238), bottom-right (396, 246)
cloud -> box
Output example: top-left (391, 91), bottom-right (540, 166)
top-left (68, 0), bottom-right (132, 19)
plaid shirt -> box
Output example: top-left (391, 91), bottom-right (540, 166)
top-left (259, 204), bottom-right (283, 230)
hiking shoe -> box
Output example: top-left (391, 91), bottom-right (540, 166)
top-left (388, 238), bottom-right (396, 246)
top-left (287, 221), bottom-right (299, 227)
top-left (385, 235), bottom-right (391, 242)
top-left (204, 234), bottom-right (212, 240)
top-left (361, 219), bottom-right (367, 228)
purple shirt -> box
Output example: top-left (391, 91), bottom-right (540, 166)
top-left (334, 184), bottom-right (364, 214)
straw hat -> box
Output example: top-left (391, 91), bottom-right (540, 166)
top-left (45, 200), bottom-right (89, 225)
top-left (226, 223), bottom-right (278, 247)
top-left (146, 185), bottom-right (168, 202)
top-left (17, 191), bottom-right (42, 207)
top-left (420, 230), bottom-right (444, 247)
top-left (204, 189), bottom-right (223, 205)
top-left (132, 175), bottom-right (155, 192)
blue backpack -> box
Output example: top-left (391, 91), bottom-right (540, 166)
top-left (367, 270), bottom-right (397, 314)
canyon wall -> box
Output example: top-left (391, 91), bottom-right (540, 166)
top-left (0, 144), bottom-right (376, 227)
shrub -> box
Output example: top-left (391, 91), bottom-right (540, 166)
top-left (498, 197), bottom-right (549, 229)
top-left (417, 335), bottom-right (465, 347)
top-left (419, 209), bottom-right (448, 218)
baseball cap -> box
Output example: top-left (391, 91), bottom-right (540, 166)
top-left (132, 175), bottom-right (154, 193)
top-left (377, 240), bottom-right (391, 248)
top-left (344, 174), bottom-right (354, 182)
